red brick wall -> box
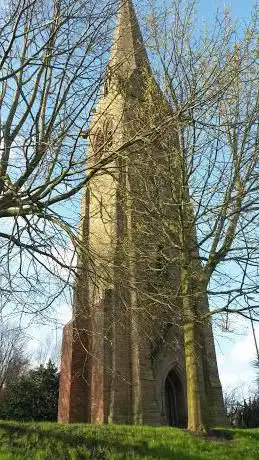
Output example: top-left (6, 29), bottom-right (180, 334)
top-left (58, 318), bottom-right (90, 423)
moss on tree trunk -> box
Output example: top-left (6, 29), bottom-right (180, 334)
top-left (182, 266), bottom-right (208, 433)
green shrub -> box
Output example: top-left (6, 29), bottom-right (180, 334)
top-left (0, 360), bottom-right (59, 421)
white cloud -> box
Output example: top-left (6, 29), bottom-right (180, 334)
top-left (216, 324), bottom-right (259, 397)
top-left (231, 328), bottom-right (259, 362)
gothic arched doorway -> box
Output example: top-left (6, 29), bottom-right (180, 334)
top-left (164, 369), bottom-right (186, 427)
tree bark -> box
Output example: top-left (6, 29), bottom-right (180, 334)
top-left (182, 266), bottom-right (208, 432)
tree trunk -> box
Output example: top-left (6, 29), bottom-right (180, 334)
top-left (182, 266), bottom-right (208, 432)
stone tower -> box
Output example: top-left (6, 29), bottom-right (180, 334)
top-left (58, 0), bottom-right (226, 426)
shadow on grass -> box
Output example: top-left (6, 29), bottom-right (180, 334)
top-left (225, 428), bottom-right (259, 442)
top-left (207, 429), bottom-right (234, 441)
top-left (0, 422), bottom-right (206, 460)
top-left (1, 423), bottom-right (250, 459)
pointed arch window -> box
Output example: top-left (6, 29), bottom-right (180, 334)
top-left (93, 120), bottom-right (113, 161)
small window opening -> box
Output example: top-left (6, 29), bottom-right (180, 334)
top-left (93, 121), bottom-right (113, 161)
top-left (104, 67), bottom-right (112, 97)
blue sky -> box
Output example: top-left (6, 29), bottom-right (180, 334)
top-left (195, 0), bottom-right (258, 396)
top-left (197, 0), bottom-right (256, 21)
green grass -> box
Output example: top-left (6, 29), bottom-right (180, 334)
top-left (0, 422), bottom-right (258, 460)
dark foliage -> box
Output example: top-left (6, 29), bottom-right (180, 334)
top-left (0, 360), bottom-right (59, 421)
top-left (227, 396), bottom-right (259, 428)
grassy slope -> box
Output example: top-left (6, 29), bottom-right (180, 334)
top-left (0, 422), bottom-right (258, 460)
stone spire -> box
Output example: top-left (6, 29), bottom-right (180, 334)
top-left (58, 0), bottom-right (227, 428)
top-left (109, 0), bottom-right (151, 78)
